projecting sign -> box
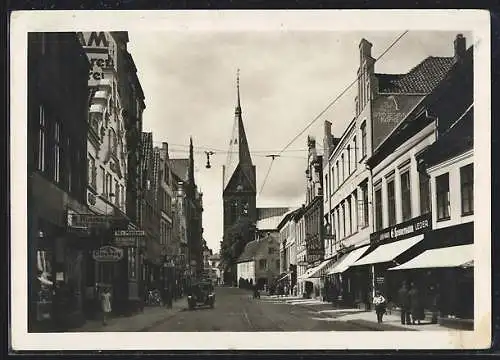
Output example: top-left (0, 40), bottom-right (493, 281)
top-left (113, 230), bottom-right (146, 247)
top-left (67, 213), bottom-right (121, 228)
top-left (92, 246), bottom-right (124, 262)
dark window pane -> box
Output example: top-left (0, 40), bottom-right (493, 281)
top-left (436, 173), bottom-right (450, 220)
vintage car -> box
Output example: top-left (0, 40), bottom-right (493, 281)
top-left (187, 281), bottom-right (215, 310)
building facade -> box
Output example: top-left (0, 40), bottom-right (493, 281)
top-left (28, 32), bottom-right (90, 331)
top-left (354, 34), bottom-right (473, 315)
top-left (236, 233), bottom-right (281, 290)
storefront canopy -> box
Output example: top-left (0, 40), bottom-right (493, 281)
top-left (298, 266), bottom-right (319, 281)
top-left (388, 244), bottom-right (474, 271)
top-left (352, 235), bottom-right (424, 267)
top-left (327, 245), bottom-right (370, 274)
top-left (306, 258), bottom-right (337, 279)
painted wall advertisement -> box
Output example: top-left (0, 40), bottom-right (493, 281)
top-left (371, 94), bottom-right (425, 151)
top-left (76, 32), bottom-right (117, 86)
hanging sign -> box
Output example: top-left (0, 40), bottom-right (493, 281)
top-left (92, 246), bottom-right (124, 262)
top-left (113, 230), bottom-right (146, 247)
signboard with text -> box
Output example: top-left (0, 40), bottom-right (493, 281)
top-left (76, 32), bottom-right (118, 86)
top-left (113, 230), bottom-right (146, 247)
top-left (306, 234), bottom-right (324, 264)
top-left (92, 246), bottom-right (124, 262)
top-left (370, 213), bottom-right (432, 245)
top-left (67, 212), bottom-right (121, 229)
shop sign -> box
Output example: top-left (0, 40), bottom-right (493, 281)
top-left (92, 245), bottom-right (124, 262)
top-left (113, 230), bottom-right (146, 247)
top-left (76, 32), bottom-right (117, 84)
top-left (370, 213), bottom-right (432, 245)
top-left (67, 213), bottom-right (121, 229)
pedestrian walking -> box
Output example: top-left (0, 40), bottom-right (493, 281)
top-left (397, 281), bottom-right (411, 325)
top-left (100, 286), bottom-right (112, 325)
top-left (430, 283), bottom-right (441, 324)
top-left (166, 286), bottom-right (173, 309)
top-left (373, 290), bottom-right (387, 323)
top-left (409, 282), bottom-right (424, 325)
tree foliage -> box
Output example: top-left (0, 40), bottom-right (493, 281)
top-left (220, 215), bottom-right (256, 270)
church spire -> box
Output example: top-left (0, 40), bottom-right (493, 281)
top-left (235, 68), bottom-right (241, 116)
top-left (222, 69), bottom-right (255, 193)
top-left (188, 136), bottom-right (195, 185)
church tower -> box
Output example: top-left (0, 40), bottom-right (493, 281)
top-left (222, 70), bottom-right (257, 234)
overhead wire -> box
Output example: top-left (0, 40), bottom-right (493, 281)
top-left (257, 30), bottom-right (409, 197)
top-left (277, 30), bottom-right (409, 157)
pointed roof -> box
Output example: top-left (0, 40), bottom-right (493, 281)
top-left (223, 70), bottom-right (254, 191)
top-left (169, 158), bottom-right (189, 181)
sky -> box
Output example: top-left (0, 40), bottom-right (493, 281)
top-left (127, 30), bottom-right (470, 253)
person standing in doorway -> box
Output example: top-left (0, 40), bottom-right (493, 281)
top-left (373, 290), bottom-right (387, 323)
top-left (409, 282), bottom-right (424, 325)
top-left (100, 286), bottom-right (112, 326)
top-left (398, 281), bottom-right (411, 325)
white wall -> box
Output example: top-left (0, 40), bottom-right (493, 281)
top-left (428, 150), bottom-right (474, 230)
top-left (237, 260), bottom-right (255, 284)
top-left (372, 123), bottom-right (435, 229)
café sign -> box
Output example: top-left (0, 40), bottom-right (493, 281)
top-left (92, 246), bottom-right (124, 262)
top-left (370, 213), bottom-right (432, 245)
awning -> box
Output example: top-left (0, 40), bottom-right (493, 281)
top-left (389, 244), bottom-right (474, 271)
top-left (327, 245), bottom-right (370, 274)
top-left (276, 273), bottom-right (290, 282)
top-left (352, 234), bottom-right (424, 267)
top-left (298, 267), bottom-right (316, 281)
top-left (306, 258), bottom-right (337, 279)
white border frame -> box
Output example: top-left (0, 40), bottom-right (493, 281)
top-left (10, 9), bottom-right (491, 350)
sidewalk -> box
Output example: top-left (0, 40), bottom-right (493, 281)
top-left (335, 311), bottom-right (448, 331)
top-left (69, 297), bottom-right (186, 332)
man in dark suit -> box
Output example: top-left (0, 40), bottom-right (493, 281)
top-left (397, 281), bottom-right (411, 325)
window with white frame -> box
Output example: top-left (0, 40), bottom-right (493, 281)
top-left (361, 181), bottom-right (369, 228)
top-left (347, 145), bottom-right (352, 175)
top-left (460, 164), bottom-right (474, 215)
top-left (353, 136), bottom-right (357, 169)
top-left (375, 185), bottom-right (383, 231)
top-left (341, 154), bottom-right (345, 182)
top-left (387, 178), bottom-right (396, 226)
top-left (419, 171), bottom-right (431, 215)
top-left (436, 173), bottom-right (450, 220)
top-left (400, 171), bottom-right (412, 221)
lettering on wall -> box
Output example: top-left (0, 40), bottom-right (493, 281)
top-left (370, 213), bottom-right (431, 245)
top-left (76, 32), bottom-right (117, 85)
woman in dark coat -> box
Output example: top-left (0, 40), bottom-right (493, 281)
top-left (408, 282), bottom-right (425, 325)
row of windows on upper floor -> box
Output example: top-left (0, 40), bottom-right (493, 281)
top-left (324, 121), bottom-right (367, 202)
top-left (36, 104), bottom-right (86, 199)
top-left (372, 163), bottom-right (473, 231)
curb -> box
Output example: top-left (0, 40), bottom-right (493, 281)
top-left (345, 319), bottom-right (417, 331)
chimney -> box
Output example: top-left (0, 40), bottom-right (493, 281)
top-left (454, 34), bottom-right (466, 62)
top-left (359, 39), bottom-right (373, 61)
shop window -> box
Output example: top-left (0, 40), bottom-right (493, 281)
top-left (37, 105), bottom-right (46, 172)
top-left (419, 172), bottom-right (430, 215)
top-left (35, 249), bottom-right (53, 321)
top-left (387, 179), bottom-right (396, 226)
top-left (436, 173), bottom-right (450, 221)
top-left (361, 121), bottom-right (367, 158)
top-left (460, 164), bottom-right (474, 215)
top-left (375, 187), bottom-right (383, 230)
top-left (400, 171), bottom-right (412, 221)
